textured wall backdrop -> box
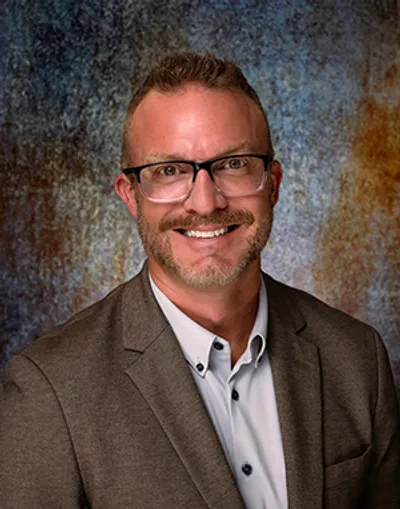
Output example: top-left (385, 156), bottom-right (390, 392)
top-left (1, 0), bottom-right (399, 395)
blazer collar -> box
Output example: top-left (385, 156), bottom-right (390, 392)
top-left (120, 266), bottom-right (305, 352)
top-left (264, 274), bottom-right (324, 509)
top-left (121, 262), bottom-right (170, 352)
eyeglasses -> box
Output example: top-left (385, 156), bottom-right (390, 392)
top-left (122, 154), bottom-right (274, 203)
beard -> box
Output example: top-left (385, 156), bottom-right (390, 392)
top-left (135, 188), bottom-right (274, 289)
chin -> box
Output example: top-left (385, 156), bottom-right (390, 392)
top-left (166, 255), bottom-right (258, 289)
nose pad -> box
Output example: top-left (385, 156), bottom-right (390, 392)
top-left (192, 166), bottom-right (214, 184)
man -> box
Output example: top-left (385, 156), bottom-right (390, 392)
top-left (0, 53), bottom-right (399, 509)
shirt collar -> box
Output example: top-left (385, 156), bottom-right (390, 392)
top-left (149, 275), bottom-right (268, 376)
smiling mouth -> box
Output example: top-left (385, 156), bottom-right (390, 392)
top-left (176, 225), bottom-right (239, 238)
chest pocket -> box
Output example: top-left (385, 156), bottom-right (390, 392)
top-left (325, 444), bottom-right (373, 490)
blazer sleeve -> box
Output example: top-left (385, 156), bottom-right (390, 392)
top-left (0, 354), bottom-right (87, 509)
top-left (365, 330), bottom-right (400, 508)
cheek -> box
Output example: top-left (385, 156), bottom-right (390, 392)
top-left (138, 202), bottom-right (179, 231)
top-left (243, 195), bottom-right (270, 220)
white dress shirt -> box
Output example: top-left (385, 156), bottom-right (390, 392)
top-left (150, 276), bottom-right (287, 509)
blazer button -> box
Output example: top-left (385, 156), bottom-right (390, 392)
top-left (196, 363), bottom-right (204, 372)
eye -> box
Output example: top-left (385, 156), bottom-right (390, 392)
top-left (224, 157), bottom-right (247, 169)
top-left (157, 165), bottom-right (182, 177)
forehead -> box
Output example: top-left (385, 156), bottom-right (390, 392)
top-left (126, 84), bottom-right (269, 163)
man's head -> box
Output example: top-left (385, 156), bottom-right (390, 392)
top-left (121, 52), bottom-right (274, 168)
top-left (115, 52), bottom-right (282, 289)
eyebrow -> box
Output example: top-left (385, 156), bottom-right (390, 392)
top-left (144, 141), bottom-right (257, 165)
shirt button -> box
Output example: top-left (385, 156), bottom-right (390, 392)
top-left (213, 341), bottom-right (224, 350)
top-left (196, 363), bottom-right (204, 372)
top-left (231, 389), bottom-right (239, 401)
top-left (242, 463), bottom-right (253, 476)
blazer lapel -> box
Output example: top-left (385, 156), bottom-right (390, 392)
top-left (121, 267), bottom-right (245, 509)
top-left (265, 275), bottom-right (324, 509)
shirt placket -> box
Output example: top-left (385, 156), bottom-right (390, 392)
top-left (227, 351), bottom-right (257, 489)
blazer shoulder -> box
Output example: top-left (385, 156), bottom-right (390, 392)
top-left (264, 273), bottom-right (382, 348)
top-left (16, 268), bottom-right (149, 374)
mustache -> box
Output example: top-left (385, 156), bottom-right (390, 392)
top-left (159, 210), bottom-right (254, 232)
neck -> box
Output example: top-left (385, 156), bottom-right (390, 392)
top-left (149, 261), bottom-right (261, 364)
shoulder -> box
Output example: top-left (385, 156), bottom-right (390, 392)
top-left (265, 273), bottom-right (376, 332)
top-left (263, 274), bottom-right (396, 414)
top-left (263, 273), bottom-right (383, 358)
top-left (8, 266), bottom-right (154, 383)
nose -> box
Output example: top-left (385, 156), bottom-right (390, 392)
top-left (183, 169), bottom-right (227, 216)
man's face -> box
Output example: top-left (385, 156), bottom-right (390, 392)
top-left (116, 85), bottom-right (281, 288)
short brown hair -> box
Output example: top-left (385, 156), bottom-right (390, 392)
top-left (121, 52), bottom-right (274, 167)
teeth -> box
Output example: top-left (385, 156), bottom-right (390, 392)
top-left (184, 227), bottom-right (229, 238)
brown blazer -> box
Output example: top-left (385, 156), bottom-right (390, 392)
top-left (1, 266), bottom-right (399, 509)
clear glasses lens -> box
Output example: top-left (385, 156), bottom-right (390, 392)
top-left (140, 163), bottom-right (193, 202)
top-left (140, 156), bottom-right (266, 202)
top-left (211, 156), bottom-right (265, 197)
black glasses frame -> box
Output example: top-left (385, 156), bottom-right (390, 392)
top-left (122, 153), bottom-right (274, 183)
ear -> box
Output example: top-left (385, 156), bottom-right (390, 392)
top-left (114, 173), bottom-right (138, 217)
top-left (269, 160), bottom-right (282, 205)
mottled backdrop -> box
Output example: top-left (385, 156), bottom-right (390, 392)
top-left (1, 0), bottom-right (399, 395)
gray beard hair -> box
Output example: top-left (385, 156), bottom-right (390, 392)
top-left (135, 191), bottom-right (274, 289)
